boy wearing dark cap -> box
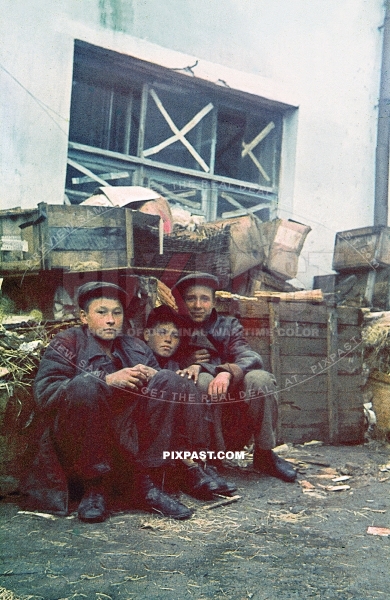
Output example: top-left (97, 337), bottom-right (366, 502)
top-left (171, 272), bottom-right (297, 484)
top-left (28, 282), bottom-right (208, 523)
top-left (143, 305), bottom-right (237, 497)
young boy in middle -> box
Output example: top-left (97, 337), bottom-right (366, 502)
top-left (143, 305), bottom-right (237, 497)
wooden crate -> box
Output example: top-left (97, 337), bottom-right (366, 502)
top-left (0, 208), bottom-right (40, 273)
top-left (1, 203), bottom-right (161, 273)
top-left (333, 226), bottom-right (390, 271)
top-left (216, 296), bottom-right (365, 445)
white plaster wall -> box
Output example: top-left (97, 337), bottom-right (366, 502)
top-left (0, 0), bottom-right (385, 285)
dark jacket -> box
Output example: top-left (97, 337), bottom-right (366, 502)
top-left (179, 309), bottom-right (263, 385)
top-left (34, 326), bottom-right (160, 412)
top-left (23, 326), bottom-right (160, 514)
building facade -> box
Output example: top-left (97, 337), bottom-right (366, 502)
top-left (0, 0), bottom-right (385, 285)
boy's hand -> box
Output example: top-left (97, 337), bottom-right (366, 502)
top-left (189, 349), bottom-right (210, 363)
top-left (208, 372), bottom-right (232, 396)
top-left (177, 364), bottom-right (201, 383)
top-left (106, 365), bottom-right (156, 390)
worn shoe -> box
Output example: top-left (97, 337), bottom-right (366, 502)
top-left (77, 490), bottom-right (108, 523)
top-left (180, 463), bottom-right (220, 500)
top-left (253, 449), bottom-right (297, 483)
top-left (203, 465), bottom-right (237, 496)
top-left (135, 474), bottom-right (192, 520)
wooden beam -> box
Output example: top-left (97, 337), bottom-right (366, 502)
top-left (144, 89), bottom-right (212, 172)
top-left (71, 171), bottom-right (129, 185)
top-left (67, 158), bottom-right (112, 189)
top-left (269, 300), bottom-right (282, 443)
top-left (327, 307), bottom-right (339, 444)
top-left (68, 141), bottom-right (277, 194)
top-left (241, 121), bottom-right (275, 158)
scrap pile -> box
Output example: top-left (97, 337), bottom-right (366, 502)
top-left (0, 317), bottom-right (79, 494)
top-left (315, 226), bottom-right (390, 309)
top-left (362, 311), bottom-right (390, 441)
top-left (0, 186), bottom-right (312, 296)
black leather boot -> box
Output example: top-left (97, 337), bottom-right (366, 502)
top-left (77, 480), bottom-right (109, 523)
top-left (253, 448), bottom-right (297, 482)
top-left (203, 465), bottom-right (237, 496)
top-left (179, 463), bottom-right (220, 500)
top-left (134, 473), bottom-right (192, 520)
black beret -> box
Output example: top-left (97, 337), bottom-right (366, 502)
top-left (172, 272), bottom-right (220, 296)
top-left (77, 282), bottom-right (128, 310)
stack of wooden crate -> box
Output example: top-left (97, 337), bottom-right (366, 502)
top-left (216, 293), bottom-right (365, 445)
top-left (0, 202), bottom-right (161, 273)
top-left (315, 226), bottom-right (390, 309)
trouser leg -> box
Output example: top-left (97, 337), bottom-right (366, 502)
top-left (52, 377), bottom-right (115, 481)
top-left (243, 370), bottom-right (278, 450)
top-left (132, 370), bottom-right (208, 469)
top-left (197, 370), bottom-right (278, 452)
top-left (196, 373), bottom-right (225, 451)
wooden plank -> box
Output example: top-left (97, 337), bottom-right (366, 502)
top-left (68, 140), bottom-right (276, 195)
top-left (280, 390), bottom-right (363, 411)
top-left (244, 337), bottom-right (270, 356)
top-left (144, 89), bottom-right (211, 172)
top-left (243, 320), bottom-right (361, 341)
top-left (49, 250), bottom-right (128, 270)
top-left (280, 407), bottom-right (328, 427)
top-left (0, 259), bottom-right (40, 273)
top-left (150, 181), bottom-right (200, 210)
top-left (327, 307), bottom-right (339, 444)
top-left (280, 353), bottom-right (362, 375)
top-left (269, 301), bottom-right (282, 441)
top-left (364, 269), bottom-right (376, 305)
top-left (125, 209), bottom-right (134, 267)
top-left (279, 337), bottom-right (327, 356)
top-left (47, 205), bottom-right (125, 229)
top-left (280, 426), bottom-right (328, 444)
top-left (241, 121), bottom-right (275, 157)
top-left (48, 227), bottom-right (127, 251)
top-left (67, 158), bottom-right (112, 188)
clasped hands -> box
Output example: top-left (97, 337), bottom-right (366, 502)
top-left (105, 364), bottom-right (157, 390)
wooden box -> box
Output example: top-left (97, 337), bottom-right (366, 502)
top-left (333, 226), bottom-right (390, 271)
top-left (27, 203), bottom-right (161, 271)
top-left (216, 296), bottom-right (365, 445)
top-left (0, 208), bottom-right (39, 273)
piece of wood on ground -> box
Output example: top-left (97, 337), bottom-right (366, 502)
top-left (367, 526), bottom-right (390, 536)
top-left (326, 485), bottom-right (351, 492)
top-left (203, 495), bottom-right (241, 510)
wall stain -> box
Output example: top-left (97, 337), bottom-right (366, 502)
top-left (99, 0), bottom-right (133, 33)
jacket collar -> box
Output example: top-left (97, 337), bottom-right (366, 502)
top-left (183, 308), bottom-right (218, 332)
top-left (83, 326), bottom-right (125, 361)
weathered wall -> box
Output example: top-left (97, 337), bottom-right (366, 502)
top-left (0, 0), bottom-right (384, 285)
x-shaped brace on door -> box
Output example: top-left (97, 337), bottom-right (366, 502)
top-left (143, 88), bottom-right (214, 173)
top-left (241, 121), bottom-right (275, 182)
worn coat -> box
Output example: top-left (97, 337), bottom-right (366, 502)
top-left (23, 326), bottom-right (169, 514)
top-left (179, 309), bottom-right (263, 383)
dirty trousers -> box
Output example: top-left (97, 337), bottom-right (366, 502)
top-left (52, 370), bottom-right (208, 482)
top-left (196, 370), bottom-right (278, 452)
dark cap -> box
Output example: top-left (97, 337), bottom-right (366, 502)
top-left (145, 305), bottom-right (184, 330)
top-left (77, 282), bottom-right (128, 310)
top-left (172, 272), bottom-right (220, 296)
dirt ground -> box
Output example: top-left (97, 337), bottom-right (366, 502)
top-left (1, 440), bottom-right (390, 600)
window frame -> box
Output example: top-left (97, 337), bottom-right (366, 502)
top-left (66, 40), bottom-right (289, 222)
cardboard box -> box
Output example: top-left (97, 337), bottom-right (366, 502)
top-left (262, 219), bottom-right (311, 280)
